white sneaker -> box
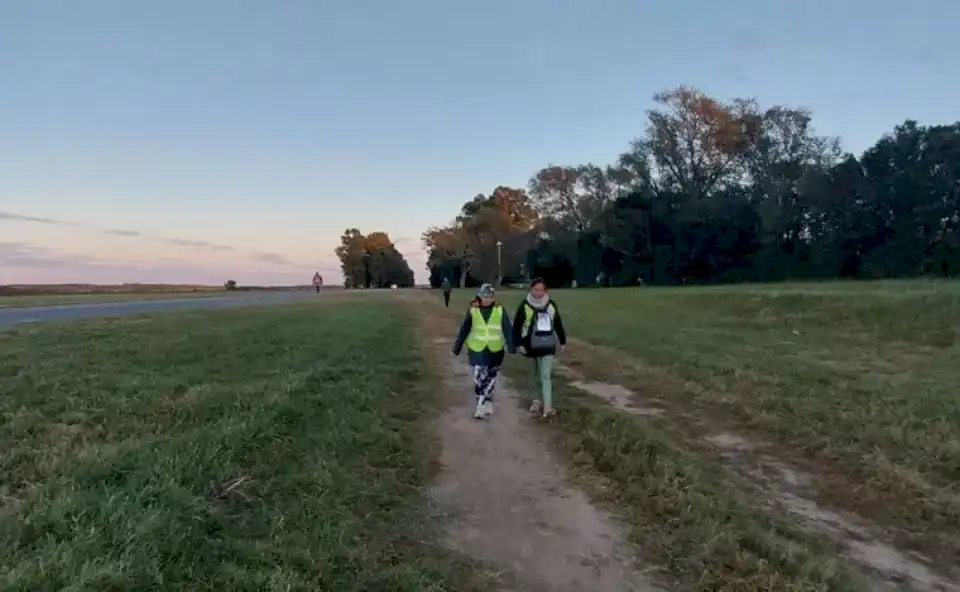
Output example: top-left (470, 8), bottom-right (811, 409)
top-left (482, 401), bottom-right (494, 416)
top-left (529, 400), bottom-right (543, 415)
top-left (473, 399), bottom-right (485, 419)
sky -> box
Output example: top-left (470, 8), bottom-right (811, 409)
top-left (2, 0), bottom-right (958, 286)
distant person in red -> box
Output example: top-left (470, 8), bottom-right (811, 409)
top-left (312, 272), bottom-right (323, 294)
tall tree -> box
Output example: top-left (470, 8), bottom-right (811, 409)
top-left (646, 86), bottom-right (747, 199)
top-left (334, 229), bottom-right (415, 288)
top-left (528, 165), bottom-right (614, 284)
top-left (335, 228), bottom-right (367, 288)
top-left (422, 224), bottom-right (473, 288)
top-left (737, 103), bottom-right (840, 278)
top-left (641, 87), bottom-right (752, 281)
top-left (424, 187), bottom-right (538, 287)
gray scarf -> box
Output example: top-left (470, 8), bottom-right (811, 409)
top-left (525, 292), bottom-right (550, 310)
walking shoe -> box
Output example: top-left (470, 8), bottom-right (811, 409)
top-left (542, 406), bottom-right (556, 419)
top-left (482, 401), bottom-right (494, 416)
top-left (473, 399), bottom-right (485, 419)
top-left (528, 400), bottom-right (543, 415)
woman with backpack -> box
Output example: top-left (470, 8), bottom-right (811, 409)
top-left (512, 278), bottom-right (567, 418)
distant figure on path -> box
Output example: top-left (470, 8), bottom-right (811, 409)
top-left (441, 277), bottom-right (453, 307)
top-left (452, 283), bottom-right (515, 419)
top-left (312, 272), bottom-right (323, 294)
top-left (512, 277), bottom-right (566, 418)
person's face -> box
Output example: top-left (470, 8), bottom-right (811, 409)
top-left (530, 283), bottom-right (547, 299)
top-left (480, 296), bottom-right (494, 307)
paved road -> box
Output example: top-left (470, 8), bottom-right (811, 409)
top-left (0, 292), bottom-right (318, 327)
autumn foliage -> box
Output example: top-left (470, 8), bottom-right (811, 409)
top-left (424, 85), bottom-right (960, 287)
top-left (422, 186), bottom-right (538, 287)
top-left (335, 229), bottom-right (414, 288)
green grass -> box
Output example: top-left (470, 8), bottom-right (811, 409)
top-left (445, 280), bottom-right (960, 509)
top-left (437, 279), bottom-right (960, 580)
top-left (0, 291), bottom-right (226, 308)
top-left (552, 282), bottom-right (960, 510)
top-left (0, 302), bottom-right (478, 591)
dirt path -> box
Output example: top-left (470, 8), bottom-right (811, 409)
top-left (415, 310), bottom-right (662, 591)
top-left (404, 290), bottom-right (959, 590)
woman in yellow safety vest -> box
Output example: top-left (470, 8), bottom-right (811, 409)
top-left (452, 283), bottom-right (515, 419)
top-left (511, 277), bottom-right (566, 418)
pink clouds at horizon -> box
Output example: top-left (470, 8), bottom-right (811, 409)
top-left (1, 242), bottom-right (428, 286)
top-left (1, 211), bottom-right (429, 286)
top-left (2, 245), bottom-right (428, 286)
top-left (0, 240), bottom-right (341, 286)
top-left (3, 259), bottom-right (340, 286)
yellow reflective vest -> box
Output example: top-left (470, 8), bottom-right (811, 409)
top-left (466, 306), bottom-right (505, 353)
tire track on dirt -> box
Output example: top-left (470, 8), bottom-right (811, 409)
top-left (556, 351), bottom-right (960, 592)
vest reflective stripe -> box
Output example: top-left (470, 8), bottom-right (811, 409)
top-left (466, 306), bottom-right (505, 352)
top-left (522, 302), bottom-right (556, 336)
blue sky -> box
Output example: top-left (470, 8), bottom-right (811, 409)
top-left (2, 0), bottom-right (957, 286)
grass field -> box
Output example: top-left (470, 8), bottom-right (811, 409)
top-left (551, 281), bottom-right (960, 528)
top-left (2, 280), bottom-right (956, 590)
top-left (444, 280), bottom-right (959, 501)
top-left (435, 279), bottom-right (960, 584)
top-left (0, 300), bottom-right (476, 591)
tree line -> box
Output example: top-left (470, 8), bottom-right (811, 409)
top-left (422, 86), bottom-right (960, 288)
top-left (334, 229), bottom-right (415, 288)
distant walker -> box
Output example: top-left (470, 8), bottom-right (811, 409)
top-left (441, 277), bottom-right (453, 307)
top-left (312, 272), bottom-right (323, 294)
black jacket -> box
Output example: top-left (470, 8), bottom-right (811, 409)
top-left (511, 298), bottom-right (566, 357)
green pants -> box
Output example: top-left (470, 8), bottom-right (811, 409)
top-left (532, 355), bottom-right (555, 408)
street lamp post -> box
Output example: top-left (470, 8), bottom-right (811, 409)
top-left (496, 240), bottom-right (503, 287)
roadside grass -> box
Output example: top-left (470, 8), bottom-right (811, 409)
top-left (0, 291), bottom-right (227, 308)
top-left (413, 291), bottom-right (865, 591)
top-left (0, 301), bottom-right (480, 591)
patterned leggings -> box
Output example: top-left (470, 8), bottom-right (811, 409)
top-left (472, 365), bottom-right (501, 404)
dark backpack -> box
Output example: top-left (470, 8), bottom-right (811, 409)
top-left (526, 303), bottom-right (557, 350)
